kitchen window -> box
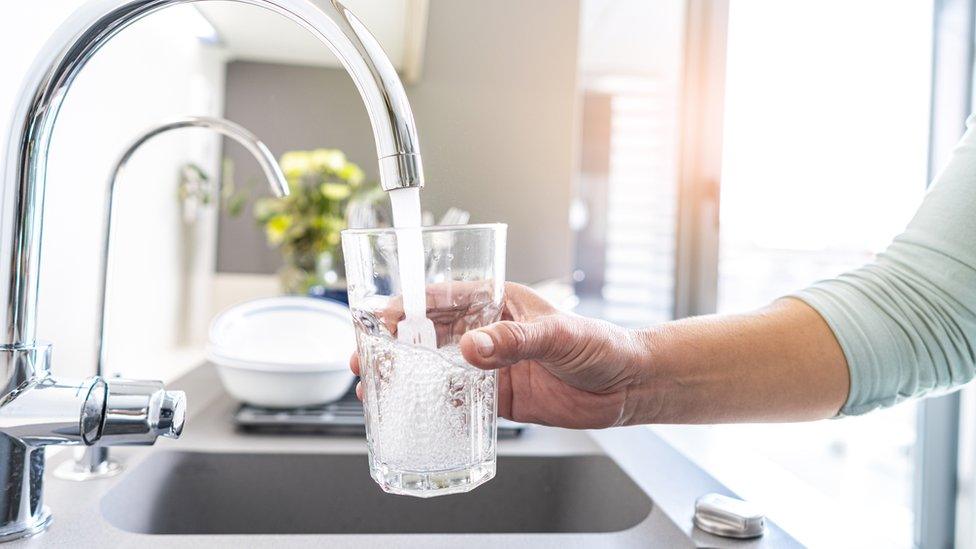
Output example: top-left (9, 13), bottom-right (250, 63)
top-left (575, 0), bottom-right (944, 546)
top-left (574, 0), bottom-right (685, 326)
top-left (664, 1), bottom-right (933, 546)
top-left (674, 0), bottom-right (938, 546)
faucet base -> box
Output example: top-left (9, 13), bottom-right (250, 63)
top-left (52, 456), bottom-right (122, 481)
top-left (0, 506), bottom-right (51, 543)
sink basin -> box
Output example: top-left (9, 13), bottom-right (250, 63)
top-left (101, 451), bottom-right (653, 535)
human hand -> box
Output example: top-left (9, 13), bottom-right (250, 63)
top-left (350, 282), bottom-right (648, 429)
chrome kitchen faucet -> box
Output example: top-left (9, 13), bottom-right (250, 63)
top-left (0, 0), bottom-right (424, 540)
top-left (53, 116), bottom-right (289, 482)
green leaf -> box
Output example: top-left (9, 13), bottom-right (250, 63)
top-left (253, 197), bottom-right (281, 222)
top-left (226, 192), bottom-right (247, 217)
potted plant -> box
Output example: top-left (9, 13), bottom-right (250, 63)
top-left (253, 149), bottom-right (380, 296)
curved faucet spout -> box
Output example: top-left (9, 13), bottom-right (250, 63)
top-left (111, 116), bottom-right (289, 200)
top-left (1, 0), bottom-right (425, 347)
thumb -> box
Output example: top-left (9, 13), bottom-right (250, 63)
top-left (460, 316), bottom-right (571, 370)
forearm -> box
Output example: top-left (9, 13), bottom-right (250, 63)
top-left (620, 113), bottom-right (976, 424)
top-left (624, 298), bottom-right (849, 424)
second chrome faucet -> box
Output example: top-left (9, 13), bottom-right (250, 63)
top-left (54, 116), bottom-right (288, 481)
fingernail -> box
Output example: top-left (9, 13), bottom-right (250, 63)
top-left (470, 331), bottom-right (495, 357)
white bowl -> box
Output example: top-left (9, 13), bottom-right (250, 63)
top-left (213, 361), bottom-right (354, 408)
top-left (207, 296), bottom-right (357, 408)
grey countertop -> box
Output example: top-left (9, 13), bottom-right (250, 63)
top-left (13, 364), bottom-right (802, 548)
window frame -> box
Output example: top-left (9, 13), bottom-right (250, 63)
top-left (672, 0), bottom-right (728, 319)
top-left (916, 1), bottom-right (974, 547)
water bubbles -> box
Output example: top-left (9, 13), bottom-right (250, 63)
top-left (358, 335), bottom-right (496, 472)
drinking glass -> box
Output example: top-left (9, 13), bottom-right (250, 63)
top-left (341, 223), bottom-right (506, 497)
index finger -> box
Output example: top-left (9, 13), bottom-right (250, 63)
top-left (349, 352), bottom-right (361, 376)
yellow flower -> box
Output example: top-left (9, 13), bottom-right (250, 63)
top-left (338, 162), bottom-right (365, 186)
top-left (311, 149), bottom-right (346, 172)
top-left (279, 151), bottom-right (313, 179)
top-left (320, 182), bottom-right (352, 201)
top-left (265, 214), bottom-right (293, 245)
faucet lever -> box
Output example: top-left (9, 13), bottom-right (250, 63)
top-left (51, 378), bottom-right (185, 481)
top-left (101, 380), bottom-right (185, 445)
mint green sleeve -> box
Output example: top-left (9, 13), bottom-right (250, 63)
top-left (791, 115), bottom-right (976, 416)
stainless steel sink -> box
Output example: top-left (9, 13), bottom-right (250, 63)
top-left (100, 451), bottom-right (653, 535)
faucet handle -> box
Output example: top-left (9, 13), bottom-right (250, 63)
top-left (101, 379), bottom-right (186, 445)
top-left (157, 390), bottom-right (186, 439)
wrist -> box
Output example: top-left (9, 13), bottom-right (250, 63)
top-left (618, 326), bottom-right (674, 425)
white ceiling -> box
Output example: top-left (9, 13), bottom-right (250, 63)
top-left (196, 1), bottom-right (413, 70)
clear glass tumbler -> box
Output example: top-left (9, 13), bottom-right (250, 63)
top-left (341, 223), bottom-right (506, 497)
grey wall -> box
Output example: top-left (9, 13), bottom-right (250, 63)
top-left (217, 0), bottom-right (580, 284)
